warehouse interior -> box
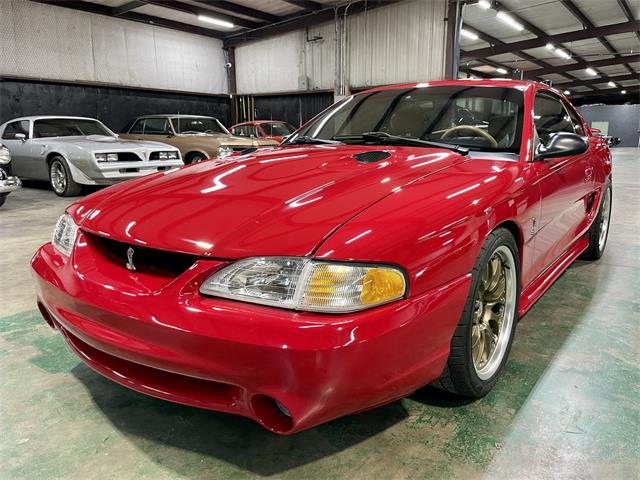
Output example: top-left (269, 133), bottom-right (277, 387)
top-left (1, 0), bottom-right (639, 479)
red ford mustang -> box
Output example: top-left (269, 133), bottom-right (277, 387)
top-left (32, 80), bottom-right (612, 434)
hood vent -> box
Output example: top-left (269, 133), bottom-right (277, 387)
top-left (353, 150), bottom-right (391, 163)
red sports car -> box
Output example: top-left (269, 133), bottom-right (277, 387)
top-left (32, 80), bottom-right (612, 434)
top-left (231, 120), bottom-right (295, 143)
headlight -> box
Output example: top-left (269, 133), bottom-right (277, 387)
top-left (95, 153), bottom-right (118, 162)
top-left (52, 214), bottom-right (78, 257)
top-left (0, 146), bottom-right (10, 165)
top-left (200, 257), bottom-right (407, 313)
top-left (218, 145), bottom-right (233, 158)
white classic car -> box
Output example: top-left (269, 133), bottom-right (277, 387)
top-left (0, 116), bottom-right (183, 196)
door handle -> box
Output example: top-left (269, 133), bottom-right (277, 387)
top-left (584, 166), bottom-right (594, 182)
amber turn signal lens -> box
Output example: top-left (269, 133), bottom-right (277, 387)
top-left (360, 268), bottom-right (406, 305)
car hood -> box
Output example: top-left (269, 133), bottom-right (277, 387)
top-left (36, 135), bottom-right (176, 150)
top-left (78, 145), bottom-right (467, 258)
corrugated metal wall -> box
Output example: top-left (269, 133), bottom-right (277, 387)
top-left (235, 0), bottom-right (447, 95)
top-left (0, 0), bottom-right (228, 95)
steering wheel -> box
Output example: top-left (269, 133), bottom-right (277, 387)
top-left (441, 125), bottom-right (498, 148)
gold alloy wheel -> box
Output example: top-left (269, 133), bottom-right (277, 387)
top-left (598, 186), bottom-right (611, 252)
top-left (472, 245), bottom-right (517, 380)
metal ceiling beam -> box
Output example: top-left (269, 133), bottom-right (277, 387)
top-left (460, 20), bottom-right (640, 62)
top-left (280, 0), bottom-right (323, 11)
top-left (572, 85), bottom-right (639, 101)
top-left (189, 1), bottom-right (280, 23)
top-left (113, 0), bottom-right (145, 16)
top-left (560, 0), bottom-right (635, 75)
top-left (138, 0), bottom-right (261, 29)
top-left (30, 0), bottom-right (224, 38)
top-left (616, 0), bottom-right (640, 41)
top-left (526, 54), bottom-right (640, 77)
top-left (223, 0), bottom-right (401, 47)
top-left (553, 73), bottom-right (639, 90)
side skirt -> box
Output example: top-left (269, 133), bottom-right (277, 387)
top-left (518, 236), bottom-right (589, 317)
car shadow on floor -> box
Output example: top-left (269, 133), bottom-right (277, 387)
top-left (71, 259), bottom-right (607, 477)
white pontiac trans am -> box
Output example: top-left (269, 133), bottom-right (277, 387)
top-left (0, 116), bottom-right (183, 196)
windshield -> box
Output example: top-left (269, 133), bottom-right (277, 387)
top-left (289, 86), bottom-right (524, 153)
top-left (172, 117), bottom-right (228, 134)
top-left (33, 119), bottom-right (112, 138)
top-left (263, 122), bottom-right (294, 136)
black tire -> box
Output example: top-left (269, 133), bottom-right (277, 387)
top-left (186, 152), bottom-right (207, 164)
top-left (436, 228), bottom-right (520, 397)
top-left (580, 180), bottom-right (612, 261)
top-left (49, 156), bottom-right (82, 197)
top-left (0, 194), bottom-right (6, 207)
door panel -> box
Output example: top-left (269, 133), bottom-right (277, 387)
top-left (530, 92), bottom-right (595, 276)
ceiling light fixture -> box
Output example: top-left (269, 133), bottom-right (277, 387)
top-left (496, 11), bottom-right (524, 31)
top-left (460, 29), bottom-right (479, 41)
top-left (496, 67), bottom-right (508, 74)
top-left (554, 49), bottom-right (571, 60)
top-left (564, 90), bottom-right (570, 95)
top-left (608, 81), bottom-right (616, 87)
top-left (585, 67), bottom-right (597, 76)
top-left (546, 43), bottom-right (555, 50)
top-left (197, 15), bottom-right (234, 28)
top-left (621, 90), bottom-right (627, 94)
top-left (478, 0), bottom-right (491, 9)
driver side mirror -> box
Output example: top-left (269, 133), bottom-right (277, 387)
top-left (534, 132), bottom-right (588, 160)
top-left (14, 133), bottom-right (26, 141)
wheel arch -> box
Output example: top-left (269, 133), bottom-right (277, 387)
top-left (185, 150), bottom-right (210, 164)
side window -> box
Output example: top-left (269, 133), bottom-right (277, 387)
top-left (129, 120), bottom-right (145, 134)
top-left (564, 105), bottom-right (585, 135)
top-left (143, 118), bottom-right (170, 134)
top-left (2, 120), bottom-right (30, 139)
top-left (250, 125), bottom-right (260, 137)
top-left (236, 126), bottom-right (249, 137)
top-left (533, 93), bottom-right (574, 143)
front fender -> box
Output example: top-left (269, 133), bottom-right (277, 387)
top-left (314, 159), bottom-right (535, 297)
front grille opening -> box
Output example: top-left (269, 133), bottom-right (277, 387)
top-left (117, 152), bottom-right (142, 162)
top-left (86, 232), bottom-right (199, 276)
top-left (119, 168), bottom-right (139, 173)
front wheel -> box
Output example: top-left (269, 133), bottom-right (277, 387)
top-left (581, 180), bottom-right (612, 260)
top-left (436, 228), bottom-right (520, 397)
top-left (49, 157), bottom-right (82, 197)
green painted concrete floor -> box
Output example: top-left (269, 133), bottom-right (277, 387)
top-left (1, 149), bottom-right (639, 479)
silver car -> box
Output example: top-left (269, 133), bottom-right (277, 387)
top-left (0, 116), bottom-right (183, 196)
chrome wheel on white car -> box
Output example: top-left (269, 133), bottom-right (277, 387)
top-left (49, 157), bottom-right (82, 197)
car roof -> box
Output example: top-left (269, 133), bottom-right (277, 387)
top-left (358, 79), bottom-right (545, 95)
top-left (232, 120), bottom-right (289, 127)
top-left (133, 115), bottom-right (218, 119)
top-left (2, 116), bottom-right (100, 123)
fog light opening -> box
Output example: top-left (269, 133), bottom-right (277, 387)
top-left (37, 302), bottom-right (56, 329)
top-left (251, 394), bottom-right (294, 433)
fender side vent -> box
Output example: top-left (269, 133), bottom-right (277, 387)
top-left (353, 150), bottom-right (391, 163)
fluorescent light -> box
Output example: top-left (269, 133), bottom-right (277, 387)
top-left (608, 81), bottom-right (616, 87)
top-left (564, 90), bottom-right (570, 95)
top-left (621, 90), bottom-right (627, 94)
top-left (478, 0), bottom-right (491, 9)
top-left (197, 15), bottom-right (234, 28)
top-left (546, 43), bottom-right (555, 50)
top-left (496, 11), bottom-right (524, 31)
top-left (585, 67), bottom-right (597, 76)
top-left (496, 67), bottom-right (508, 74)
top-left (460, 29), bottom-right (479, 41)
top-left (554, 49), bottom-right (571, 60)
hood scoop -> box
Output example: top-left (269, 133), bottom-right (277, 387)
top-left (353, 150), bottom-right (391, 163)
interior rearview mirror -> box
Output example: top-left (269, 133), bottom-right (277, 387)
top-left (15, 133), bottom-right (26, 141)
top-left (535, 132), bottom-right (588, 161)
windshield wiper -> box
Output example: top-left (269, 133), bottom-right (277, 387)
top-left (287, 135), bottom-right (342, 145)
top-left (333, 132), bottom-right (469, 155)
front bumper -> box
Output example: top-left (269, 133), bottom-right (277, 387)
top-left (32, 237), bottom-right (470, 434)
top-left (69, 159), bottom-right (184, 185)
top-left (0, 174), bottom-right (21, 194)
